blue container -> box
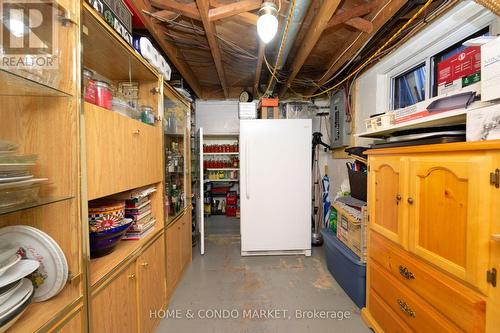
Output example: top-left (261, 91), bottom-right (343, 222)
top-left (321, 229), bottom-right (366, 308)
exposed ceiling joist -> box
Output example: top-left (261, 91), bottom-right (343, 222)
top-left (152, 10), bottom-right (181, 20)
top-left (150, 0), bottom-right (201, 20)
top-left (305, 0), bottom-right (408, 95)
top-left (133, 0), bottom-right (203, 97)
top-left (326, 1), bottom-right (378, 29)
top-left (196, 0), bottom-right (229, 98)
top-left (278, 0), bottom-right (342, 97)
top-left (345, 17), bottom-right (373, 33)
top-left (209, 0), bottom-right (262, 21)
top-left (254, 41), bottom-right (265, 94)
top-left (210, 0), bottom-right (259, 25)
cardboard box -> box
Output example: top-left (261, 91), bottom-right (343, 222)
top-left (481, 37), bottom-right (500, 101)
top-left (259, 98), bottom-right (279, 107)
top-left (239, 102), bottom-right (257, 119)
top-left (260, 106), bottom-right (280, 119)
top-left (333, 202), bottom-right (367, 262)
top-left (466, 104), bottom-right (500, 141)
top-left (437, 46), bottom-right (481, 85)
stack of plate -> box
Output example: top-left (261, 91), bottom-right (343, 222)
top-left (0, 140), bottom-right (48, 209)
top-left (0, 226), bottom-right (68, 332)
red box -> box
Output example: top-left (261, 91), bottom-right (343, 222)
top-left (226, 205), bottom-right (237, 217)
top-left (437, 46), bottom-right (481, 85)
top-left (259, 98), bottom-right (279, 107)
top-left (226, 191), bottom-right (237, 205)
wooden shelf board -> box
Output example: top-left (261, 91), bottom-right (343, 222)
top-left (0, 196), bottom-right (74, 216)
top-left (355, 101), bottom-right (493, 138)
top-left (82, 4), bottom-right (158, 82)
top-left (0, 69), bottom-right (72, 97)
top-left (5, 286), bottom-right (80, 333)
top-left (90, 224), bottom-right (163, 287)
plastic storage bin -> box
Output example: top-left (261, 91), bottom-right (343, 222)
top-left (321, 229), bottom-right (366, 308)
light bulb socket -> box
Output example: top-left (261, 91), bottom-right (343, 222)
top-left (259, 2), bottom-right (278, 18)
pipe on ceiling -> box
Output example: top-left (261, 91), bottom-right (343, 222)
top-left (264, 0), bottom-right (312, 95)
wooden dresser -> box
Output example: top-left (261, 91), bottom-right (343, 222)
top-left (362, 141), bottom-right (500, 333)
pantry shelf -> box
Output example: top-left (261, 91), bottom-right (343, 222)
top-left (90, 224), bottom-right (163, 288)
top-left (206, 168), bottom-right (239, 171)
top-left (203, 152), bottom-right (239, 156)
top-left (0, 69), bottom-right (72, 97)
top-left (0, 196), bottom-right (74, 216)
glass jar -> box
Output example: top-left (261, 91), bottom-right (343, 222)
top-left (94, 80), bottom-right (112, 110)
top-left (140, 105), bottom-right (155, 125)
top-left (83, 69), bottom-right (96, 104)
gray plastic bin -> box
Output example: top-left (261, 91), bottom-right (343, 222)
top-left (321, 229), bottom-right (366, 308)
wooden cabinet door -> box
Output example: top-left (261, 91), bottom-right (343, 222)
top-left (85, 103), bottom-right (163, 199)
top-left (138, 235), bottom-right (166, 333)
top-left (407, 154), bottom-right (492, 292)
top-left (368, 156), bottom-right (407, 247)
top-left (487, 153), bottom-right (500, 332)
top-left (166, 220), bottom-right (181, 299)
top-left (181, 212), bottom-right (192, 266)
top-left (91, 262), bottom-right (138, 333)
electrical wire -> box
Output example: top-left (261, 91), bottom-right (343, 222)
top-left (293, 0), bottom-right (435, 99)
top-left (262, 0), bottom-right (296, 97)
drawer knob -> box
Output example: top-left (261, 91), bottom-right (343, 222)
top-left (132, 129), bottom-right (141, 135)
top-left (399, 265), bottom-right (415, 280)
top-left (140, 262), bottom-right (149, 268)
top-left (397, 299), bottom-right (416, 318)
top-left (396, 194), bottom-right (402, 204)
top-left (128, 273), bottom-right (136, 279)
top-left (407, 197), bottom-right (414, 204)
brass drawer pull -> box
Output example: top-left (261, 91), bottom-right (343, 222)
top-left (128, 273), bottom-right (136, 279)
top-left (140, 262), bottom-right (149, 268)
top-left (396, 194), bottom-right (402, 204)
top-left (407, 197), bottom-right (414, 204)
top-left (397, 299), bottom-right (416, 318)
top-left (399, 265), bottom-right (415, 280)
top-left (132, 129), bottom-right (141, 135)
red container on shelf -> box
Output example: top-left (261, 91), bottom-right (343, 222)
top-left (94, 81), bottom-right (112, 110)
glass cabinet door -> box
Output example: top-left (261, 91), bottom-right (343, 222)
top-left (163, 85), bottom-right (189, 220)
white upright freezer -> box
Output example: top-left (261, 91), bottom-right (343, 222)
top-left (240, 119), bottom-right (312, 256)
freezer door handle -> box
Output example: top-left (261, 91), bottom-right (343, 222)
top-left (245, 140), bottom-right (250, 200)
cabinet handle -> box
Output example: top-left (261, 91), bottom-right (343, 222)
top-left (128, 273), bottom-right (136, 279)
top-left (140, 262), bottom-right (149, 268)
top-left (397, 299), bottom-right (416, 318)
top-left (396, 194), bottom-right (402, 204)
top-left (399, 265), bottom-right (416, 280)
top-left (492, 234), bottom-right (500, 242)
top-left (132, 129), bottom-right (141, 135)
top-left (407, 197), bottom-right (414, 204)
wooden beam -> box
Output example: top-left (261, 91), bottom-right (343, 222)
top-left (131, 0), bottom-right (203, 97)
top-left (210, 0), bottom-right (258, 25)
top-left (278, 0), bottom-right (342, 97)
top-left (153, 10), bottom-right (183, 20)
top-left (209, 0), bottom-right (262, 21)
top-left (253, 41), bottom-right (265, 94)
top-left (306, 0), bottom-right (408, 95)
top-left (196, 0), bottom-right (229, 98)
top-left (345, 17), bottom-right (373, 33)
top-left (150, 0), bottom-right (201, 20)
top-left (326, 1), bottom-right (378, 29)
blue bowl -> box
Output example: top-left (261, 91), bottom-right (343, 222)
top-left (90, 219), bottom-right (133, 258)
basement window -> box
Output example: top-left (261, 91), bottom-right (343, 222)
top-left (392, 63), bottom-right (426, 110)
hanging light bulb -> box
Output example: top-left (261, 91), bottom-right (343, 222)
top-left (257, 2), bottom-right (278, 44)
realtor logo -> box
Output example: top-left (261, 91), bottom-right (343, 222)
top-left (0, 0), bottom-right (58, 68)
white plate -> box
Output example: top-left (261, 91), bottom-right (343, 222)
top-left (0, 256), bottom-right (21, 277)
top-left (0, 175), bottom-right (33, 184)
top-left (0, 226), bottom-right (68, 302)
top-left (0, 279), bottom-right (32, 317)
top-left (0, 306), bottom-right (28, 333)
top-left (0, 178), bottom-right (47, 190)
top-left (0, 280), bottom-right (22, 306)
top-left (0, 164), bottom-right (35, 172)
top-left (0, 260), bottom-right (39, 289)
top-left (0, 244), bottom-right (19, 266)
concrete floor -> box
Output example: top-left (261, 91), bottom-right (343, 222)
top-left (205, 215), bottom-right (240, 235)
top-left (156, 236), bottom-right (371, 333)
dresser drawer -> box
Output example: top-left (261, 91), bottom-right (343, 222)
top-left (370, 261), bottom-right (463, 332)
top-left (369, 290), bottom-right (413, 333)
top-left (370, 232), bottom-right (486, 333)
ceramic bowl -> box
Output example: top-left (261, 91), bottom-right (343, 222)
top-left (89, 219), bottom-right (133, 258)
top-left (88, 200), bottom-right (125, 221)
